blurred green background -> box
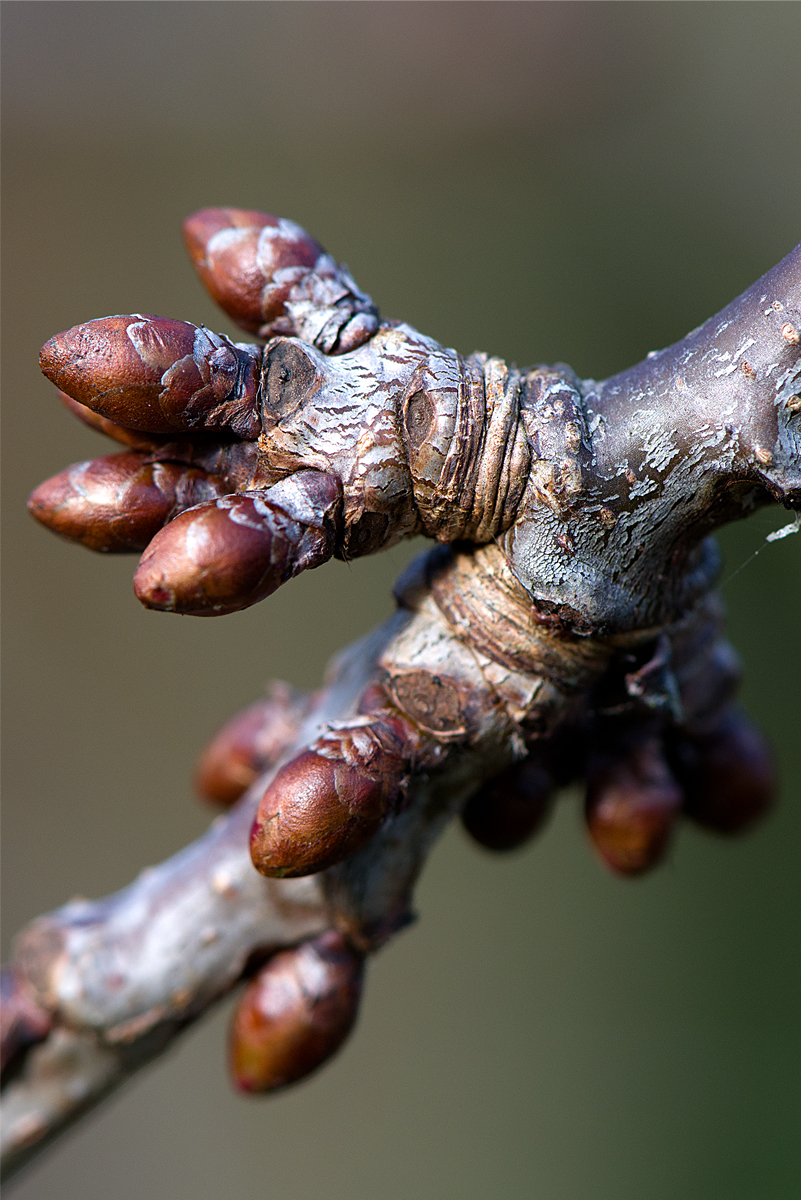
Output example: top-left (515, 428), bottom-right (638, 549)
top-left (2, 3), bottom-right (800, 1197)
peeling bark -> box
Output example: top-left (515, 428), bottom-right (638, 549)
top-left (3, 212), bottom-right (798, 1181)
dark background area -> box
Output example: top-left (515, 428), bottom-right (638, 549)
top-left (2, 3), bottom-right (800, 1197)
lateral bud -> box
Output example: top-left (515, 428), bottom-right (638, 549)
top-left (28, 452), bottom-right (225, 553)
top-left (229, 932), bottom-right (364, 1094)
top-left (676, 707), bottom-right (775, 834)
top-left (585, 733), bottom-right (683, 876)
top-left (184, 208), bottom-right (323, 334)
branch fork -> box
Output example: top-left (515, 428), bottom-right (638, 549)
top-left (3, 208), bottom-right (796, 1180)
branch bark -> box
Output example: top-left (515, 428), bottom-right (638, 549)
top-left (3, 217), bottom-right (798, 1182)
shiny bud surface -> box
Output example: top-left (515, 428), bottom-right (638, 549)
top-left (40, 316), bottom-right (261, 438)
top-left (183, 208), bottom-right (324, 336)
top-left (250, 726), bottom-right (406, 878)
top-left (133, 470), bottom-right (341, 616)
top-left (230, 933), bottom-right (363, 1093)
top-left (28, 453), bottom-right (223, 553)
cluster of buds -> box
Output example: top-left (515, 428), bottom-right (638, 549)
top-left (16, 208), bottom-right (797, 1104)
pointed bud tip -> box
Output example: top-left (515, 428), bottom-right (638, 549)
top-left (39, 331), bottom-right (70, 385)
top-left (38, 316), bottom-right (197, 432)
top-left (183, 207), bottom-right (281, 256)
top-left (132, 498), bottom-right (282, 616)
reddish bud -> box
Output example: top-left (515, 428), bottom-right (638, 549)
top-left (1, 966), bottom-right (51, 1074)
top-left (133, 471), bottom-right (341, 616)
top-left (230, 932), bottom-right (363, 1094)
top-left (250, 725), bottom-right (406, 878)
top-left (585, 736), bottom-right (683, 876)
top-left (40, 316), bottom-right (261, 438)
top-left (679, 708), bottom-right (775, 834)
top-left (461, 758), bottom-right (555, 852)
top-left (194, 685), bottom-right (310, 807)
top-left (184, 208), bottom-right (324, 336)
top-left (28, 453), bottom-right (224, 553)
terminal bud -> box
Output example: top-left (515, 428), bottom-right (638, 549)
top-left (40, 316), bottom-right (261, 438)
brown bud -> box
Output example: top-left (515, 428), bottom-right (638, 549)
top-left (230, 932), bottom-right (363, 1094)
top-left (250, 725), bottom-right (406, 878)
top-left (461, 758), bottom-right (555, 852)
top-left (194, 685), bottom-right (309, 807)
top-left (585, 735), bottom-right (683, 876)
top-left (183, 208), bottom-right (324, 336)
top-left (679, 708), bottom-right (775, 834)
top-left (28, 453), bottom-right (224, 553)
top-left (1, 966), bottom-right (52, 1074)
top-left (133, 471), bottom-right (341, 616)
top-left (40, 316), bottom-right (261, 438)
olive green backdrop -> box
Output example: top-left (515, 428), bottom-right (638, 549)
top-left (2, 3), bottom-right (800, 1198)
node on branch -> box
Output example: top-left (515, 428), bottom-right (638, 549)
top-left (2, 209), bottom-right (798, 1180)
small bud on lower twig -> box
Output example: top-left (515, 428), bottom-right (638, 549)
top-left (461, 758), bottom-right (555, 852)
top-left (250, 724), bottom-right (407, 878)
top-left (40, 316), bottom-right (261, 438)
top-left (585, 735), bottom-right (684, 876)
top-left (229, 933), bottom-right (363, 1094)
top-left (194, 685), bottom-right (311, 807)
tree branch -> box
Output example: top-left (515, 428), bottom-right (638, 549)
top-left (3, 217), bottom-right (797, 1182)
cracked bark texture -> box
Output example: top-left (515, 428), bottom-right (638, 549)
top-left (2, 210), bottom-right (798, 1181)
